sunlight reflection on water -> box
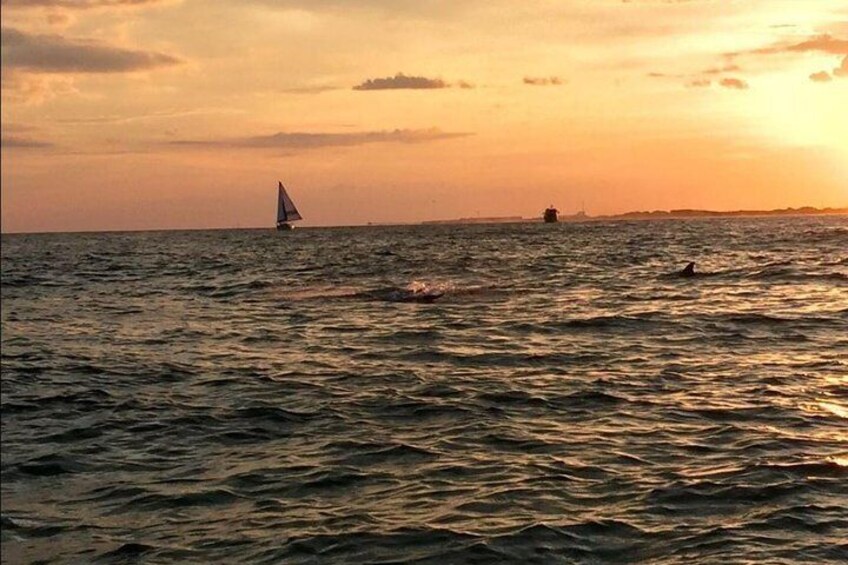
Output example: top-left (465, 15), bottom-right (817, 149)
top-left (1, 216), bottom-right (846, 563)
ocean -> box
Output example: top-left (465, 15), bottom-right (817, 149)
top-left (1, 217), bottom-right (847, 564)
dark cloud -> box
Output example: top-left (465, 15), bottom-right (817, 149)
top-left (809, 71), bottom-right (832, 83)
top-left (1, 27), bottom-right (181, 73)
top-left (1, 0), bottom-right (164, 8)
top-left (353, 73), bottom-right (449, 90)
top-left (719, 78), bottom-right (748, 90)
top-left (170, 128), bottom-right (471, 150)
top-left (1, 134), bottom-right (54, 149)
top-left (523, 76), bottom-right (564, 86)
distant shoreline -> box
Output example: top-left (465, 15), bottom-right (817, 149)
top-left (2, 206), bottom-right (846, 235)
top-left (421, 206), bottom-right (848, 225)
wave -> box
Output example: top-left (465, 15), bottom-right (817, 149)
top-left (554, 314), bottom-right (672, 330)
top-left (4, 219), bottom-right (848, 564)
top-left (12, 454), bottom-right (87, 478)
top-left (274, 280), bottom-right (497, 304)
top-left (1, 515), bottom-right (67, 539)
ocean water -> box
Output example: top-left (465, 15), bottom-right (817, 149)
top-left (1, 217), bottom-right (847, 564)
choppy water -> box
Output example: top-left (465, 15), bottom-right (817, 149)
top-left (2, 217), bottom-right (847, 564)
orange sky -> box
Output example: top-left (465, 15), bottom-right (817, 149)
top-left (2, 0), bottom-right (847, 232)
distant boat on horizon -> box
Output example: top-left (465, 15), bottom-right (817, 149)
top-left (543, 205), bottom-right (558, 223)
top-left (276, 181), bottom-right (303, 231)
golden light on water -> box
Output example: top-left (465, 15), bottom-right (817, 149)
top-left (818, 401), bottom-right (848, 420)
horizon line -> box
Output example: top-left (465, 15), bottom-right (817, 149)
top-left (2, 205), bottom-right (846, 236)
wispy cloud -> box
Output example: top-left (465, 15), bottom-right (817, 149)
top-left (648, 64), bottom-right (740, 88)
top-left (1, 134), bottom-right (54, 149)
top-left (734, 34), bottom-right (848, 85)
top-left (55, 107), bottom-right (244, 125)
top-left (750, 34), bottom-right (848, 56)
top-left (523, 76), bottom-right (565, 86)
top-left (353, 73), bottom-right (450, 90)
top-left (1, 27), bottom-right (181, 73)
top-left (281, 85), bottom-right (340, 94)
top-left (702, 64), bottom-right (740, 75)
top-left (1, 0), bottom-right (165, 9)
top-left (170, 128), bottom-right (472, 150)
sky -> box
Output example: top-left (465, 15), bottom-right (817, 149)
top-left (1, 0), bottom-right (847, 232)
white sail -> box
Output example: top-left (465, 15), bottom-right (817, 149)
top-left (277, 181), bottom-right (302, 223)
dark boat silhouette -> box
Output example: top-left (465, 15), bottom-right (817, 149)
top-left (276, 181), bottom-right (302, 231)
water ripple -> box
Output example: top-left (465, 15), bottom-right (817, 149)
top-left (2, 217), bottom-right (847, 563)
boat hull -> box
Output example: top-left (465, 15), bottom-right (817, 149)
top-left (276, 223), bottom-right (295, 231)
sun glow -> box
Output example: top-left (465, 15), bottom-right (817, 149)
top-left (738, 62), bottom-right (848, 154)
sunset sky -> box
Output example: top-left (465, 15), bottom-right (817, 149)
top-left (2, 0), bottom-right (847, 232)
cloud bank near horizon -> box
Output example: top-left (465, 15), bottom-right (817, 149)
top-left (170, 128), bottom-right (472, 150)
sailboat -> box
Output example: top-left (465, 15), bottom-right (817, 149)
top-left (276, 181), bottom-right (302, 231)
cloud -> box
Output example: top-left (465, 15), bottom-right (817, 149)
top-left (809, 71), bottom-right (832, 83)
top-left (835, 55), bottom-right (848, 77)
top-left (523, 76), bottom-right (565, 86)
top-left (1, 69), bottom-right (77, 104)
top-left (281, 85), bottom-right (340, 94)
top-left (1, 0), bottom-right (165, 8)
top-left (702, 64), bottom-right (740, 75)
top-left (722, 34), bottom-right (848, 84)
top-left (743, 34), bottom-right (848, 56)
top-left (170, 128), bottom-right (472, 150)
top-left (719, 77), bottom-right (748, 89)
top-left (687, 79), bottom-right (711, 88)
top-left (56, 107), bottom-right (245, 125)
top-left (1, 122), bottom-right (35, 133)
top-left (353, 73), bottom-right (450, 90)
top-left (1, 134), bottom-right (54, 149)
top-left (1, 27), bottom-right (181, 73)
top-left (46, 12), bottom-right (73, 26)
top-left (781, 35), bottom-right (848, 55)
top-left (810, 56), bottom-right (847, 83)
